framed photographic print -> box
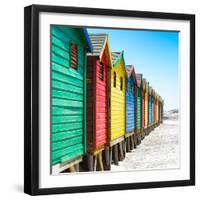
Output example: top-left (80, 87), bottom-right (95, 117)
top-left (24, 4), bottom-right (195, 195)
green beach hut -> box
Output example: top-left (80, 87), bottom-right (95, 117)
top-left (51, 25), bottom-right (92, 173)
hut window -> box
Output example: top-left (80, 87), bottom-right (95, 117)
top-left (113, 72), bottom-right (116, 87)
top-left (120, 77), bottom-right (123, 91)
top-left (99, 61), bottom-right (104, 81)
top-left (70, 43), bottom-right (78, 69)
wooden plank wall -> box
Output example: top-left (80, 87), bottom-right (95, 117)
top-left (51, 26), bottom-right (86, 165)
top-left (126, 76), bottom-right (135, 133)
top-left (136, 89), bottom-right (142, 129)
top-left (95, 52), bottom-right (108, 149)
top-left (142, 93), bottom-right (145, 129)
top-left (110, 59), bottom-right (126, 141)
top-left (152, 97), bottom-right (154, 124)
top-left (148, 95), bottom-right (152, 125)
top-left (145, 82), bottom-right (149, 128)
top-left (86, 56), bottom-right (96, 152)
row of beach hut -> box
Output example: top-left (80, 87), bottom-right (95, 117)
top-left (51, 25), bottom-right (164, 173)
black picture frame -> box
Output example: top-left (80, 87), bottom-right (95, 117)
top-left (24, 4), bottom-right (195, 195)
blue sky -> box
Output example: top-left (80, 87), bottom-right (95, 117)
top-left (87, 28), bottom-right (179, 111)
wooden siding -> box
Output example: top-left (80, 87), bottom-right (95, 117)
top-left (154, 99), bottom-right (156, 123)
top-left (144, 82), bottom-right (149, 128)
top-left (86, 56), bottom-right (96, 152)
top-left (51, 26), bottom-right (87, 165)
top-left (158, 102), bottom-right (160, 122)
top-left (86, 50), bottom-right (109, 152)
top-left (136, 88), bottom-right (142, 129)
top-left (154, 98), bottom-right (158, 123)
top-left (110, 59), bottom-right (126, 141)
top-left (142, 93), bottom-right (145, 128)
top-left (148, 95), bottom-right (152, 125)
top-left (95, 52), bottom-right (108, 149)
top-left (160, 102), bottom-right (164, 122)
top-left (156, 99), bottom-right (159, 123)
top-left (152, 97), bottom-right (154, 124)
top-left (159, 101), bottom-right (162, 122)
top-left (126, 76), bottom-right (136, 133)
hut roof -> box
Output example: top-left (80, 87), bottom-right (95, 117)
top-left (83, 29), bottom-right (93, 52)
top-left (149, 86), bottom-right (152, 91)
top-left (125, 65), bottom-right (131, 74)
top-left (152, 89), bottom-right (155, 96)
top-left (112, 52), bottom-right (121, 64)
top-left (111, 51), bottom-right (126, 76)
top-left (149, 86), bottom-right (153, 95)
top-left (126, 65), bottom-right (138, 87)
top-left (136, 73), bottom-right (143, 88)
top-left (155, 92), bottom-right (159, 99)
top-left (146, 81), bottom-right (149, 91)
top-left (87, 33), bottom-right (107, 56)
top-left (142, 78), bottom-right (146, 91)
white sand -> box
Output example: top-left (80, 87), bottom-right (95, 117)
top-left (111, 110), bottom-right (179, 171)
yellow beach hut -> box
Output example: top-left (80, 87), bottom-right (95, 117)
top-left (109, 51), bottom-right (126, 164)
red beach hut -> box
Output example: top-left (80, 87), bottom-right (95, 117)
top-left (86, 34), bottom-right (112, 170)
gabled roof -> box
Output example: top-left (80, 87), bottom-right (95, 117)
top-left (112, 52), bottom-right (121, 65)
top-left (152, 89), bottom-right (155, 97)
top-left (111, 51), bottom-right (126, 69)
top-left (142, 78), bottom-right (146, 91)
top-left (125, 65), bottom-right (131, 75)
top-left (136, 73), bottom-right (143, 88)
top-left (82, 28), bottom-right (93, 52)
top-left (149, 86), bottom-right (152, 95)
top-left (126, 65), bottom-right (138, 87)
top-left (155, 92), bottom-right (159, 99)
top-left (87, 33), bottom-right (107, 56)
top-left (158, 95), bottom-right (164, 103)
top-left (87, 33), bottom-right (113, 66)
top-left (111, 51), bottom-right (126, 77)
top-left (146, 81), bottom-right (149, 91)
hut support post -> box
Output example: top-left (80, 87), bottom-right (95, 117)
top-left (103, 146), bottom-right (111, 170)
top-left (130, 135), bottom-right (134, 150)
top-left (134, 133), bottom-right (137, 146)
top-left (87, 154), bottom-right (94, 171)
top-left (97, 152), bottom-right (104, 171)
top-left (113, 144), bottom-right (119, 165)
top-left (122, 140), bottom-right (126, 158)
top-left (94, 155), bottom-right (97, 171)
top-left (119, 142), bottom-right (124, 161)
top-left (110, 147), bottom-right (113, 165)
top-left (126, 137), bottom-right (131, 152)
